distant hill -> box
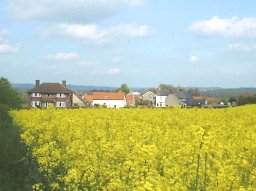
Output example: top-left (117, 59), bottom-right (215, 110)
top-left (201, 88), bottom-right (256, 98)
top-left (13, 83), bottom-right (117, 92)
top-left (13, 83), bottom-right (33, 91)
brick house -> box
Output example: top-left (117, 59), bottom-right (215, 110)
top-left (28, 80), bottom-right (73, 108)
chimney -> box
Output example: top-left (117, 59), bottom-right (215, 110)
top-left (36, 80), bottom-right (40, 88)
top-left (62, 80), bottom-right (67, 87)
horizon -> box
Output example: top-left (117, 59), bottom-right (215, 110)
top-left (1, 1), bottom-right (256, 87)
top-left (12, 81), bottom-right (256, 90)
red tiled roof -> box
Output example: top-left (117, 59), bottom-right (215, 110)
top-left (84, 92), bottom-right (126, 101)
top-left (84, 94), bottom-right (93, 102)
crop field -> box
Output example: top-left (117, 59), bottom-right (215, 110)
top-left (11, 106), bottom-right (256, 191)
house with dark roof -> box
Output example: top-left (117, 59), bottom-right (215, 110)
top-left (28, 80), bottom-right (73, 108)
top-left (164, 92), bottom-right (208, 107)
top-left (175, 92), bottom-right (207, 107)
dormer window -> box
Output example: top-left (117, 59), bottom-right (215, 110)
top-left (32, 93), bottom-right (41, 97)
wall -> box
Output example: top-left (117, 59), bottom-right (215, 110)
top-left (166, 94), bottom-right (180, 107)
top-left (92, 100), bottom-right (127, 108)
top-left (155, 96), bottom-right (167, 107)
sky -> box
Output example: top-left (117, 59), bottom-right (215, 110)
top-left (0, 0), bottom-right (256, 88)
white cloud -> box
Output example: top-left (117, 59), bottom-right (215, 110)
top-left (228, 43), bottom-right (256, 52)
top-left (0, 29), bottom-right (17, 54)
top-left (48, 52), bottom-right (80, 61)
top-left (9, 0), bottom-right (145, 22)
top-left (189, 55), bottom-right (200, 63)
top-left (190, 17), bottom-right (256, 38)
top-left (0, 43), bottom-right (17, 54)
top-left (43, 23), bottom-right (151, 44)
top-left (106, 68), bottom-right (121, 75)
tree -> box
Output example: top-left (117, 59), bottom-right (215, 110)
top-left (0, 78), bottom-right (36, 189)
top-left (158, 84), bottom-right (177, 94)
top-left (116, 84), bottom-right (130, 94)
top-left (187, 88), bottom-right (201, 96)
top-left (0, 77), bottom-right (23, 108)
top-left (238, 94), bottom-right (256, 106)
top-left (228, 97), bottom-right (237, 104)
top-left (0, 77), bottom-right (24, 125)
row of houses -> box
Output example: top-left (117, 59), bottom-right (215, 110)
top-left (28, 80), bottom-right (137, 108)
top-left (142, 90), bottom-right (208, 107)
top-left (28, 80), bottom-right (222, 108)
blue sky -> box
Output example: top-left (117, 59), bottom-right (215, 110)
top-left (0, 0), bottom-right (256, 88)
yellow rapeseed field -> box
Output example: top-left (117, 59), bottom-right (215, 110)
top-left (11, 106), bottom-right (256, 191)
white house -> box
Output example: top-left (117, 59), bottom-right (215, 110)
top-left (84, 92), bottom-right (127, 108)
top-left (155, 91), bottom-right (169, 107)
top-left (142, 91), bottom-right (156, 105)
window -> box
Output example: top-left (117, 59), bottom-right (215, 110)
top-left (57, 93), bottom-right (66, 98)
top-left (31, 101), bottom-right (36, 107)
top-left (36, 101), bottom-right (40, 106)
top-left (56, 101), bottom-right (66, 108)
top-left (32, 93), bottom-right (41, 97)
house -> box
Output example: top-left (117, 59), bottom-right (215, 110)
top-left (126, 92), bottom-right (141, 107)
top-left (126, 94), bottom-right (136, 107)
top-left (28, 80), bottom-right (73, 108)
top-left (206, 97), bottom-right (220, 105)
top-left (84, 92), bottom-right (127, 108)
top-left (166, 94), bottom-right (180, 107)
top-left (72, 93), bottom-right (86, 107)
top-left (155, 91), bottom-right (169, 107)
top-left (187, 97), bottom-right (207, 107)
top-left (164, 93), bottom-right (208, 107)
top-left (142, 91), bottom-right (156, 105)
top-left (176, 92), bottom-right (193, 106)
top-left (129, 91), bottom-right (141, 96)
top-left (191, 96), bottom-right (208, 106)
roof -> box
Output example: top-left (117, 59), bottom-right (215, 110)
top-left (142, 91), bottom-right (155, 96)
top-left (206, 97), bottom-right (220, 105)
top-left (193, 96), bottom-right (205, 100)
top-left (84, 92), bottom-right (126, 101)
top-left (176, 92), bottom-right (192, 99)
top-left (84, 94), bottom-right (93, 102)
top-left (73, 92), bottom-right (86, 103)
top-left (185, 98), bottom-right (206, 106)
top-left (28, 83), bottom-right (72, 94)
